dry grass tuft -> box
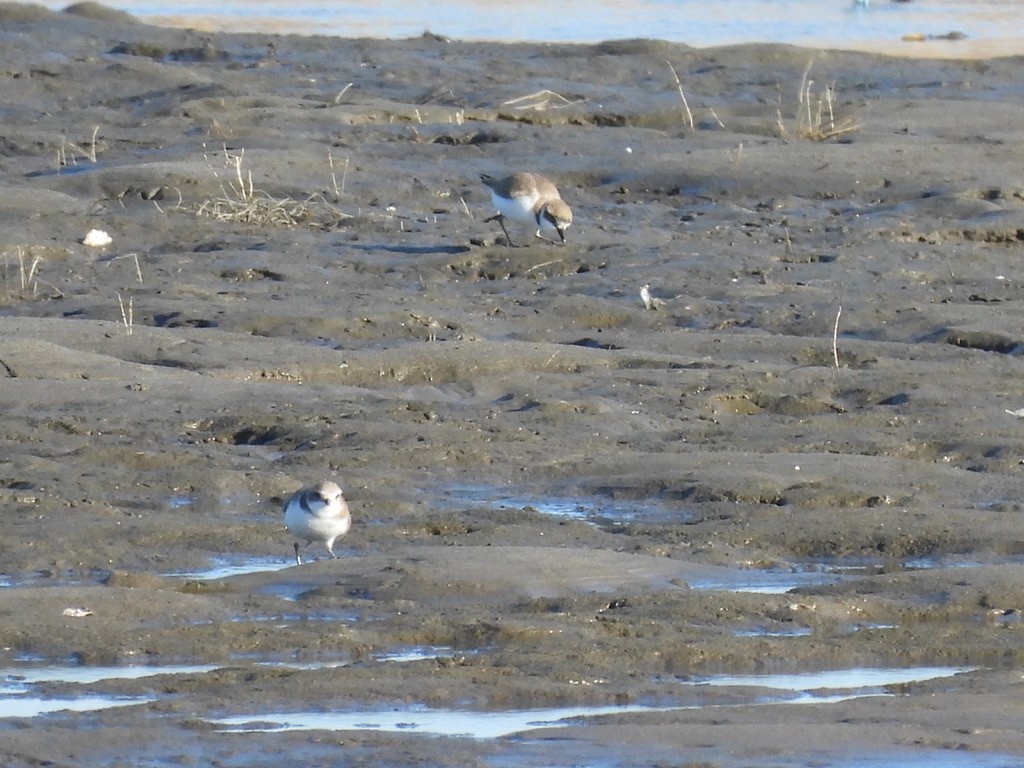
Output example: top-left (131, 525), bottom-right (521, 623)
top-left (777, 61), bottom-right (858, 141)
top-left (195, 145), bottom-right (348, 227)
top-left (57, 125), bottom-right (101, 168)
top-left (2, 246), bottom-right (64, 302)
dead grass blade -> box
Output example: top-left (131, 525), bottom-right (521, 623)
top-left (502, 89), bottom-right (583, 111)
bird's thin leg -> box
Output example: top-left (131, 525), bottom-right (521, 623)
top-left (498, 216), bottom-right (518, 247)
top-left (293, 542), bottom-right (302, 566)
top-left (484, 213), bottom-right (517, 247)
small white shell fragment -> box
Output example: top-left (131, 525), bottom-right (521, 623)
top-left (62, 607), bottom-right (93, 618)
top-left (82, 228), bottom-right (113, 247)
top-left (1005, 408), bottom-right (1024, 418)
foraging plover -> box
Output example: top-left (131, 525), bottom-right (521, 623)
top-left (640, 284), bottom-right (666, 311)
top-left (480, 172), bottom-right (572, 246)
top-left (640, 284), bottom-right (655, 311)
top-left (282, 479), bottom-right (351, 565)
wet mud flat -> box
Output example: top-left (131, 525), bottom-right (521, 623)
top-left (2, 2), bottom-right (1024, 766)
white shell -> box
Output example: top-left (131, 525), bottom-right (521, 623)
top-left (82, 228), bottom-right (113, 247)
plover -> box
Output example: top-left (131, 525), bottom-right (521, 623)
top-left (640, 284), bottom-right (655, 311)
top-left (480, 172), bottom-right (572, 246)
top-left (640, 284), bottom-right (665, 311)
top-left (282, 480), bottom-right (351, 565)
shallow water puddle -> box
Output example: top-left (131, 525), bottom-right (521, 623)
top-left (728, 749), bottom-right (1024, 768)
top-left (688, 570), bottom-right (841, 594)
top-left (169, 557), bottom-right (292, 580)
top-left (0, 568), bottom-right (111, 589)
top-left (373, 646), bottom-right (454, 663)
top-left (732, 626), bottom-right (814, 638)
top-left (440, 485), bottom-right (693, 525)
top-left (163, 489), bottom-right (268, 514)
top-left (212, 703), bottom-right (673, 738)
top-left (1, 659), bottom-right (354, 691)
top-left (683, 666), bottom-right (974, 693)
top-left (209, 666), bottom-right (973, 738)
top-left (0, 664), bottom-right (217, 720)
top-left (0, 694), bottom-right (155, 719)
top-left (1, 663), bottom-right (220, 689)
top-left (0, 660), bottom-right (352, 720)
top-left (440, 486), bottom-right (1022, 595)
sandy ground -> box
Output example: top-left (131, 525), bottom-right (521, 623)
top-left (2, 2), bottom-right (1024, 766)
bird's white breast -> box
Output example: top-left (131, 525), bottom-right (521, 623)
top-left (491, 188), bottom-right (539, 223)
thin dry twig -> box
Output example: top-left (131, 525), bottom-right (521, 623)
top-left (525, 258), bottom-right (563, 274)
top-left (328, 149), bottom-right (349, 199)
top-left (117, 292), bottom-right (134, 335)
top-left (18, 247), bottom-right (41, 292)
top-left (69, 125), bottom-right (100, 163)
top-left (59, 125), bottom-right (101, 167)
top-left (776, 108), bottom-right (787, 138)
top-left (107, 252), bottom-right (144, 286)
top-left (333, 82), bottom-right (353, 104)
top-left (502, 89), bottom-right (583, 111)
top-left (798, 59), bottom-right (814, 105)
top-left (666, 61), bottom-right (694, 130)
top-left (832, 305), bottom-right (843, 369)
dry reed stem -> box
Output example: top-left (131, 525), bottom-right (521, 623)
top-left (107, 252), bottom-right (144, 285)
top-left (333, 83), bottom-right (353, 104)
top-left (525, 258), bottom-right (563, 274)
top-left (502, 89), bottom-right (582, 111)
top-left (798, 59), bottom-right (814, 104)
top-left (4, 247), bottom-right (62, 300)
top-left (328, 149), bottom-right (346, 199)
top-left (57, 126), bottom-right (100, 168)
top-left (666, 61), bottom-right (694, 130)
top-left (832, 305), bottom-right (842, 369)
top-left (67, 125), bottom-right (100, 163)
top-left (117, 293), bottom-right (134, 335)
top-left (18, 247), bottom-right (41, 292)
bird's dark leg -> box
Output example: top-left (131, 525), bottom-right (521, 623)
top-left (484, 213), bottom-right (517, 247)
top-left (293, 542), bottom-right (302, 566)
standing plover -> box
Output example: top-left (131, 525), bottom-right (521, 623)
top-left (481, 172), bottom-right (572, 246)
top-left (282, 480), bottom-right (351, 565)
